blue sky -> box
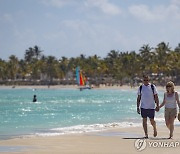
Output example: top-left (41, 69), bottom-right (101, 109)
top-left (0, 0), bottom-right (180, 60)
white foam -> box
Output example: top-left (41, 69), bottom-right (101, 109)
top-left (21, 107), bottom-right (33, 112)
top-left (34, 122), bottom-right (141, 137)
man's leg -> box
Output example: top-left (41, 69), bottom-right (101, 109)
top-left (150, 118), bottom-right (157, 137)
top-left (142, 118), bottom-right (148, 138)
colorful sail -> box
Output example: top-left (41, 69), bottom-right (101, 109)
top-left (79, 72), bottom-right (84, 86)
top-left (76, 66), bottom-right (91, 90)
top-left (76, 67), bottom-right (80, 85)
top-left (76, 66), bottom-right (85, 86)
top-left (76, 67), bottom-right (85, 86)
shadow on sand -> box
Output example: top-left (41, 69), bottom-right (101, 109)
top-left (123, 137), bottom-right (170, 140)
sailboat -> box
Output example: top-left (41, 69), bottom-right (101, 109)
top-left (76, 67), bottom-right (91, 90)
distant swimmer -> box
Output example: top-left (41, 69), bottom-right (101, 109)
top-left (33, 95), bottom-right (37, 102)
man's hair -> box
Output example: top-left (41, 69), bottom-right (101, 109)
top-left (143, 74), bottom-right (149, 79)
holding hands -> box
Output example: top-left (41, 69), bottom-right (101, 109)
top-left (137, 107), bottom-right (140, 114)
top-left (137, 106), bottom-right (160, 114)
top-left (155, 106), bottom-right (160, 112)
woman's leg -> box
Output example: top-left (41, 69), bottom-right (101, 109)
top-left (165, 117), bottom-right (170, 130)
top-left (169, 117), bottom-right (176, 139)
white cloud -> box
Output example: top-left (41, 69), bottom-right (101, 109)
top-left (0, 13), bottom-right (13, 23)
top-left (61, 19), bottom-right (97, 40)
top-left (129, 4), bottom-right (166, 22)
top-left (58, 19), bottom-right (141, 56)
top-left (41, 0), bottom-right (75, 8)
top-left (129, 1), bottom-right (180, 22)
top-left (41, 0), bottom-right (121, 15)
top-left (171, 0), bottom-right (180, 5)
top-left (168, 2), bottom-right (180, 19)
top-left (84, 0), bottom-right (121, 15)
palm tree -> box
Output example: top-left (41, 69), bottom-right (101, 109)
top-left (154, 42), bottom-right (171, 74)
top-left (45, 56), bottom-right (59, 83)
top-left (105, 50), bottom-right (119, 74)
top-left (34, 45), bottom-right (42, 59)
top-left (24, 47), bottom-right (34, 63)
top-left (139, 44), bottom-right (154, 73)
top-left (107, 50), bottom-right (119, 59)
top-left (0, 59), bottom-right (7, 80)
top-left (8, 55), bottom-right (19, 80)
top-left (59, 56), bottom-right (69, 78)
top-left (175, 43), bottom-right (180, 53)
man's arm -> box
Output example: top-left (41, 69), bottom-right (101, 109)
top-left (154, 94), bottom-right (159, 111)
top-left (137, 95), bottom-right (141, 114)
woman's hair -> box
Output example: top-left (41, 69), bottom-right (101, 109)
top-left (166, 81), bottom-right (175, 93)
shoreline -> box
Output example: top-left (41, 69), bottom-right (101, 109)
top-left (0, 125), bottom-right (180, 153)
top-left (1, 85), bottom-right (180, 91)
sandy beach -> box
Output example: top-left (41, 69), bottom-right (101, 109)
top-left (0, 125), bottom-right (180, 154)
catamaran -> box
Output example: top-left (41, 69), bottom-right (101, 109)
top-left (76, 67), bottom-right (91, 90)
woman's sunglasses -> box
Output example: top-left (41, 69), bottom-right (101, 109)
top-left (166, 86), bottom-right (172, 88)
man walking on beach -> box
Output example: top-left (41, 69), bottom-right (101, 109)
top-left (137, 75), bottom-right (160, 138)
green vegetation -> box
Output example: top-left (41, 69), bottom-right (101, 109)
top-left (0, 42), bottom-right (180, 86)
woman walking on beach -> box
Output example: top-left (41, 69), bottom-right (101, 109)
top-left (159, 81), bottom-right (180, 139)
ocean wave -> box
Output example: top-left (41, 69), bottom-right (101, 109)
top-left (34, 122), bottom-right (141, 137)
top-left (32, 118), bottom-right (179, 137)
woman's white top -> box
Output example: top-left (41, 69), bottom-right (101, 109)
top-left (165, 92), bottom-right (177, 109)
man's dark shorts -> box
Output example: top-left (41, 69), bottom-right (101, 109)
top-left (141, 108), bottom-right (155, 119)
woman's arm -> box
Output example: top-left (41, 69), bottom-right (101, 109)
top-left (159, 93), bottom-right (166, 108)
top-left (175, 92), bottom-right (180, 111)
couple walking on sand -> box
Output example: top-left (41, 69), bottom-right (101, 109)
top-left (137, 75), bottom-right (180, 139)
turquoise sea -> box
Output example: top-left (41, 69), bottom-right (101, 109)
top-left (0, 88), bottom-right (173, 140)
